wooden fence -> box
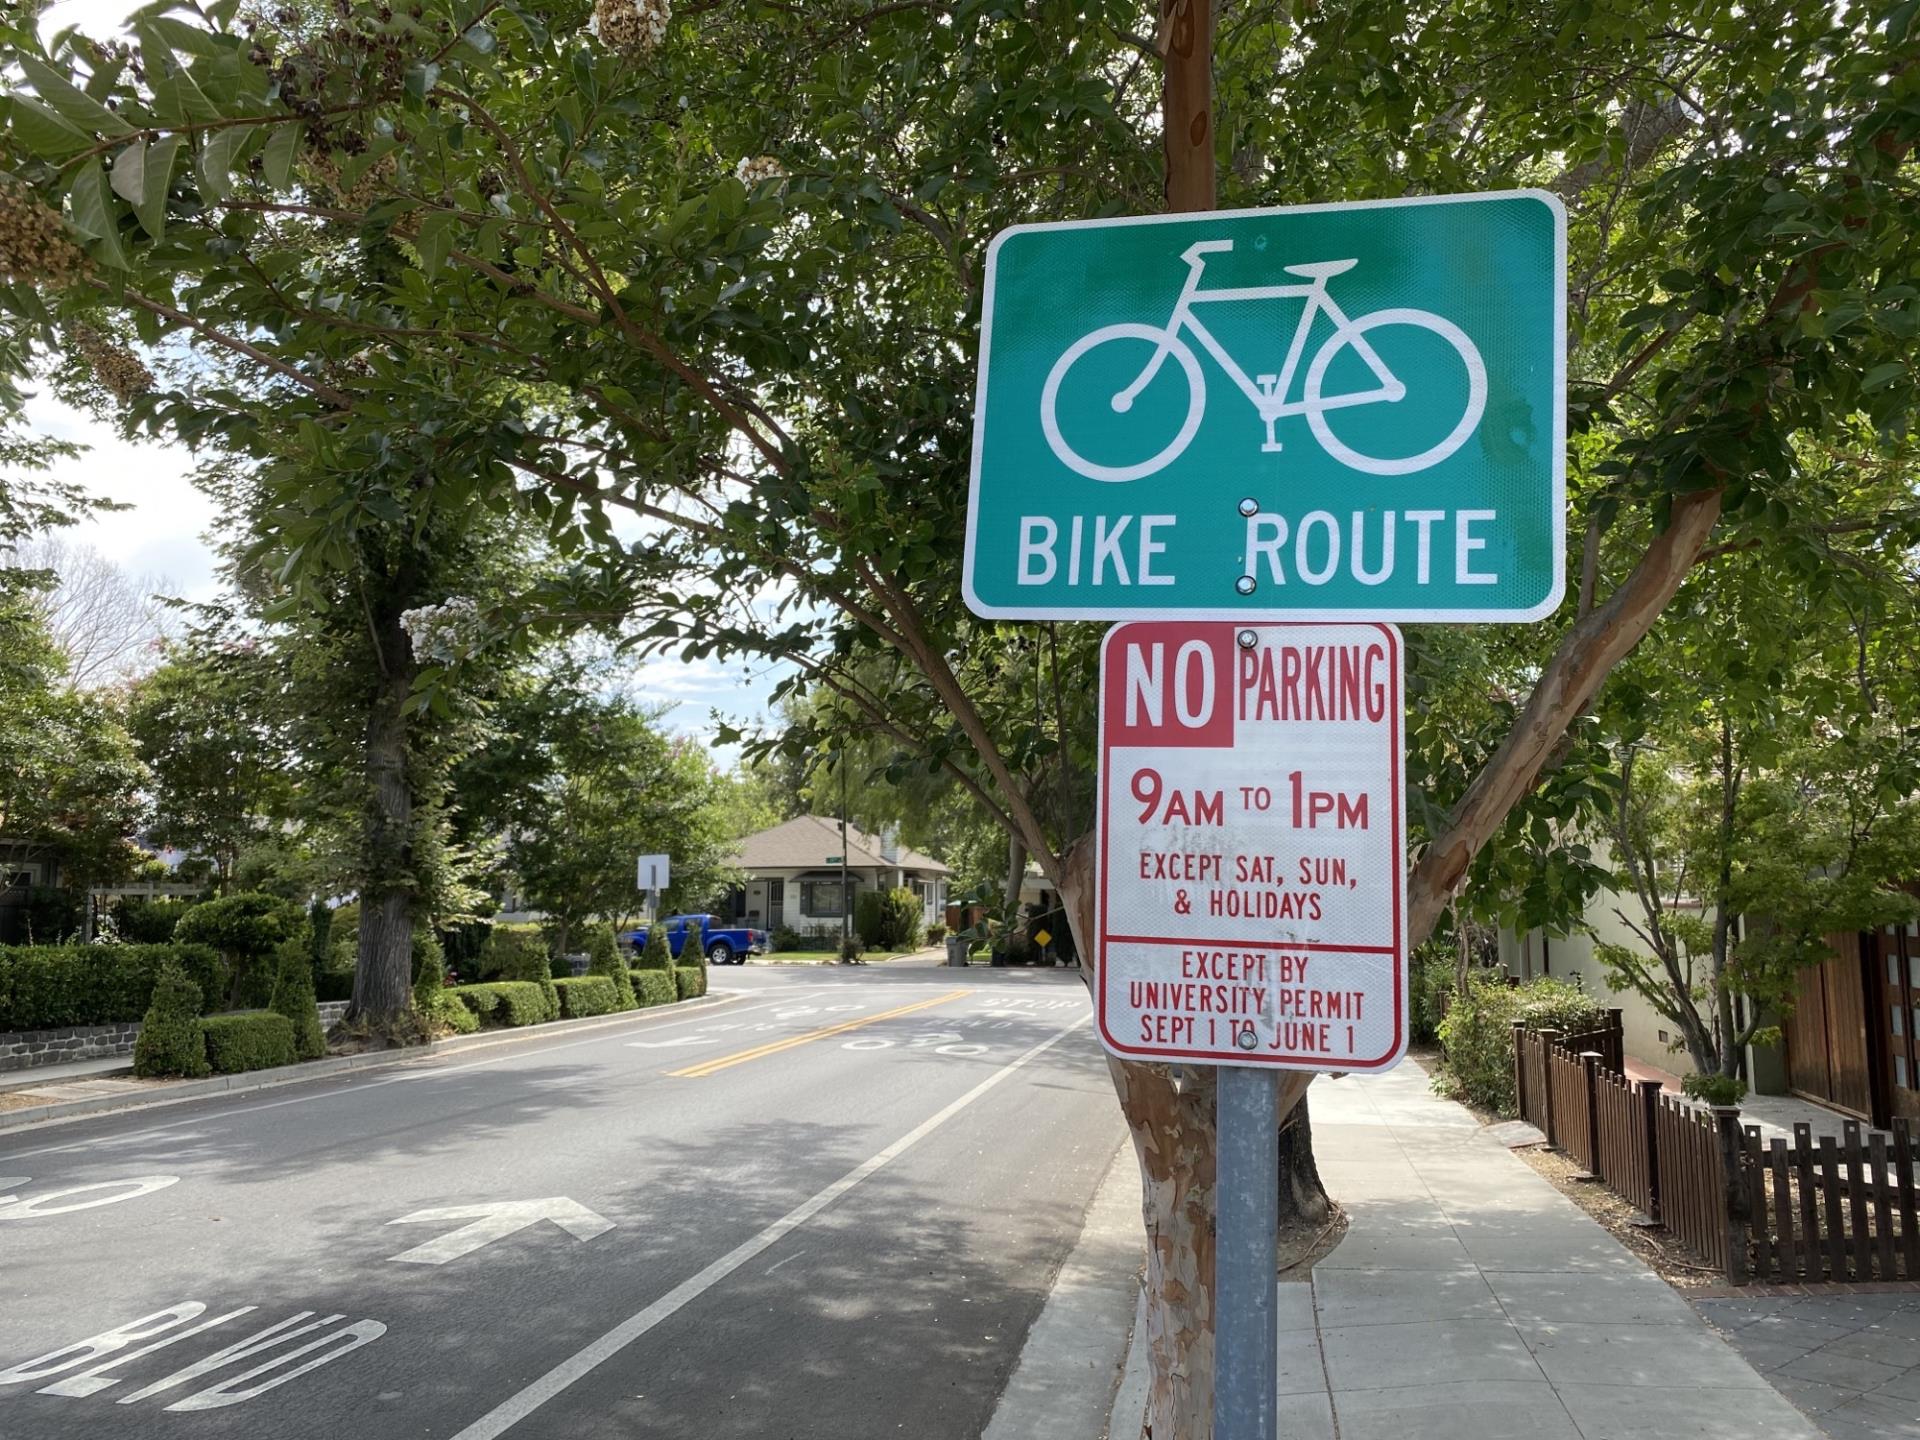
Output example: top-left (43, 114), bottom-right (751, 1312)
top-left (1509, 1025), bottom-right (1920, 1284)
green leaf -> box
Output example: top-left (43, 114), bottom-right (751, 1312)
top-left (8, 95), bottom-right (95, 159)
top-left (199, 125), bottom-right (247, 202)
top-left (138, 134), bottom-right (183, 238)
top-left (262, 122), bottom-right (298, 188)
top-left (17, 54), bottom-right (137, 139)
top-left (1861, 361), bottom-right (1905, 393)
top-left (405, 62), bottom-right (441, 101)
top-left (110, 140), bottom-right (147, 206)
top-left (68, 161), bottom-right (130, 269)
top-left (415, 211), bottom-right (456, 277)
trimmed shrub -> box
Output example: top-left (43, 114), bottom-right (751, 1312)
top-left (673, 966), bottom-right (706, 1001)
top-left (636, 922), bottom-right (673, 970)
top-left (633, 969), bottom-right (676, 1008)
top-left (114, 896), bottom-right (192, 944)
top-left (269, 938), bottom-right (327, 1061)
top-left (585, 923), bottom-right (637, 1009)
top-left (926, 924), bottom-right (947, 945)
top-left (449, 981), bottom-right (552, 1027)
top-left (420, 989), bottom-right (480, 1035)
top-left (175, 892), bottom-right (304, 1007)
top-left (840, 935), bottom-right (866, 962)
top-left (132, 961), bottom-right (210, 1078)
top-left (0, 943), bottom-right (222, 1031)
top-left (1434, 973), bottom-right (1607, 1116)
top-left (554, 975), bottom-right (620, 1018)
top-left (770, 924), bottom-right (803, 952)
top-left (853, 890), bottom-right (887, 948)
top-left (202, 1011), bottom-right (297, 1074)
top-left (307, 898), bottom-right (332, 970)
top-left (486, 925), bottom-right (558, 1018)
top-left (878, 887), bottom-right (924, 950)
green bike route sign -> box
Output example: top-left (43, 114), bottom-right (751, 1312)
top-left (963, 190), bottom-right (1565, 622)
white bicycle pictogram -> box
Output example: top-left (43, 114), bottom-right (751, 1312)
top-left (1040, 240), bottom-right (1488, 482)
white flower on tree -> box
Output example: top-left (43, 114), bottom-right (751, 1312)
top-left (398, 596), bottom-right (482, 665)
top-left (594, 0), bottom-right (671, 54)
top-left (735, 155), bottom-right (785, 187)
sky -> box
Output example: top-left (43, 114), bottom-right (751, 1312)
top-left (25, 0), bottom-right (782, 759)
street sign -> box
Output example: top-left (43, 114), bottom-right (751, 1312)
top-left (825, 854), bottom-right (844, 864)
top-left (636, 854), bottom-right (670, 891)
top-left (1094, 620), bottom-right (1406, 1070)
top-left (965, 190), bottom-right (1565, 622)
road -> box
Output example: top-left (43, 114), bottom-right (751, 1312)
top-left (0, 961), bottom-right (1125, 1440)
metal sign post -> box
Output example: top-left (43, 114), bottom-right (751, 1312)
top-left (1215, 1067), bottom-right (1278, 1440)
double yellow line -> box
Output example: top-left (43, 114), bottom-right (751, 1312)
top-left (668, 989), bottom-right (972, 1078)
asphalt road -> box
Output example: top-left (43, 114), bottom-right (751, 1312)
top-left (0, 961), bottom-right (1125, 1440)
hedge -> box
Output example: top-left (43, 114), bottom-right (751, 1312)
top-left (420, 990), bottom-right (480, 1035)
top-left (635, 922), bottom-right (672, 970)
top-left (674, 963), bottom-right (707, 1000)
top-left (554, 976), bottom-right (620, 1019)
top-left (633, 969), bottom-right (676, 1008)
top-left (0, 944), bottom-right (221, 1032)
top-left (201, 1011), bottom-right (297, 1074)
top-left (449, 981), bottom-right (553, 1027)
top-left (1434, 973), bottom-right (1609, 1116)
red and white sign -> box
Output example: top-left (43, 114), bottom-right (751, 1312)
top-left (1095, 621), bottom-right (1407, 1071)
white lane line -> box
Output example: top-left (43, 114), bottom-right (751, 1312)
top-left (447, 1013), bottom-right (1093, 1440)
top-left (1, 988), bottom-right (841, 1161)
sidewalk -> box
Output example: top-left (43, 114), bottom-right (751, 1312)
top-left (1107, 1057), bottom-right (1822, 1440)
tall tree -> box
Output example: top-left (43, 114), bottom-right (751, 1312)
top-left (1, 4), bottom-right (1915, 1433)
top-left (124, 634), bottom-right (292, 891)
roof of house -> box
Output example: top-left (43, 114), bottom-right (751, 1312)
top-left (733, 815), bottom-right (951, 876)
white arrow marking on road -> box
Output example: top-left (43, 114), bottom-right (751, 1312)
top-left (385, 1199), bottom-right (613, 1265)
top-left (0, 1177), bottom-right (29, 1201)
top-left (623, 1036), bottom-right (720, 1049)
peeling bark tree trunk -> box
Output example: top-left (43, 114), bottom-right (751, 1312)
top-left (1059, 843), bottom-right (1326, 1439)
top-left (347, 570), bottom-right (419, 1037)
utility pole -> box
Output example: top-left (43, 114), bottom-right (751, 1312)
top-left (839, 753), bottom-right (851, 954)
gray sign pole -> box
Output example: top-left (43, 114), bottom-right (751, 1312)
top-left (1214, 1065), bottom-right (1279, 1440)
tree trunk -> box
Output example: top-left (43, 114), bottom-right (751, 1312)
top-left (1059, 842), bottom-right (1327, 1439)
top-left (347, 600), bottom-right (417, 1037)
top-left (1003, 831), bottom-right (1027, 914)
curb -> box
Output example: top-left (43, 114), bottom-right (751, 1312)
top-left (0, 990), bottom-right (744, 1137)
top-left (982, 1135), bottom-right (1143, 1440)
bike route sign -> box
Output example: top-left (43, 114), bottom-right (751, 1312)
top-left (1094, 620), bottom-right (1406, 1071)
top-left (964, 190), bottom-right (1565, 622)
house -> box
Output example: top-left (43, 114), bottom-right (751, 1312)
top-left (726, 815), bottom-right (950, 938)
top-left (0, 840), bottom-right (59, 944)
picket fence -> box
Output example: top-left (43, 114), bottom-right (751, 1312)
top-left (1511, 1024), bottom-right (1920, 1284)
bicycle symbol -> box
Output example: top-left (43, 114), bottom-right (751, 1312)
top-left (1040, 240), bottom-right (1487, 482)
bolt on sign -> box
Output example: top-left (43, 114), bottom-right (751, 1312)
top-left (964, 190), bottom-right (1565, 622)
top-left (1095, 621), bottom-right (1406, 1071)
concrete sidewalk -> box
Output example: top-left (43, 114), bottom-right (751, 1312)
top-left (1107, 1057), bottom-right (1823, 1440)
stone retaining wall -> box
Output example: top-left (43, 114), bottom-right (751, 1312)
top-left (2, 1000), bottom-right (354, 1073)
top-left (0, 1021), bottom-right (142, 1073)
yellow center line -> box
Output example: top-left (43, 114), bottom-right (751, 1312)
top-left (667, 989), bottom-right (973, 1078)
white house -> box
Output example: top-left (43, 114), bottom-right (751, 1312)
top-left (728, 815), bottom-right (950, 939)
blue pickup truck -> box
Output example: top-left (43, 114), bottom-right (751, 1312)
top-left (624, 913), bottom-right (768, 965)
